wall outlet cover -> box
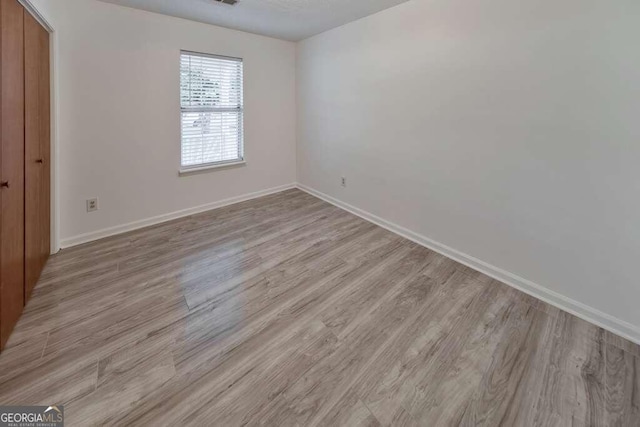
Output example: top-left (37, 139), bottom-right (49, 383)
top-left (87, 198), bottom-right (98, 212)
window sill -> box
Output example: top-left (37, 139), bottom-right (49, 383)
top-left (179, 160), bottom-right (246, 176)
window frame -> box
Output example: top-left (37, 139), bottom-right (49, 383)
top-left (179, 50), bottom-right (245, 174)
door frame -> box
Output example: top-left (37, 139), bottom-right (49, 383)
top-left (17, 0), bottom-right (58, 253)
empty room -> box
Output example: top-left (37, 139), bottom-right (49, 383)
top-left (0, 0), bottom-right (638, 425)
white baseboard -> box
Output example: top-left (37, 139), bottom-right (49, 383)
top-left (296, 183), bottom-right (640, 345)
top-left (60, 183), bottom-right (296, 248)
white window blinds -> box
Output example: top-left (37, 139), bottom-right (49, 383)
top-left (180, 51), bottom-right (244, 169)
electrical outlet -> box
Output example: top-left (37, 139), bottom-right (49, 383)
top-left (341, 177), bottom-right (346, 187)
top-left (87, 198), bottom-right (98, 212)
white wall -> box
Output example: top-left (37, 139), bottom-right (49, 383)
top-left (32, 0), bottom-right (297, 245)
top-left (297, 0), bottom-right (640, 338)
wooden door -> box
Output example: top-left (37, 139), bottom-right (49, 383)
top-left (24, 11), bottom-right (50, 300)
top-left (0, 0), bottom-right (25, 349)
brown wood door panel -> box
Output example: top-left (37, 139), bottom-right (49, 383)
top-left (0, 0), bottom-right (25, 349)
top-left (39, 18), bottom-right (50, 276)
top-left (24, 11), bottom-right (50, 301)
top-left (24, 11), bottom-right (40, 300)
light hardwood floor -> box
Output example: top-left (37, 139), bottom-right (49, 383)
top-left (0, 189), bottom-right (638, 426)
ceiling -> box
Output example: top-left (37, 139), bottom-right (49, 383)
top-left (97, 0), bottom-right (410, 41)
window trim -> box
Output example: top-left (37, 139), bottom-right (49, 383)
top-left (179, 50), bottom-right (244, 173)
top-left (178, 159), bottom-right (246, 176)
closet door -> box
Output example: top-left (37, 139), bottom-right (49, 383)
top-left (0, 0), bottom-right (25, 349)
top-left (24, 11), bottom-right (50, 300)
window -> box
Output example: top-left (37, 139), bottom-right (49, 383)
top-left (180, 51), bottom-right (244, 170)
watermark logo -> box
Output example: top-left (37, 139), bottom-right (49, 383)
top-left (0, 405), bottom-right (64, 427)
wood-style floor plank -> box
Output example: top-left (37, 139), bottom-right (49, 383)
top-left (605, 344), bottom-right (640, 427)
top-left (0, 189), bottom-right (637, 426)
